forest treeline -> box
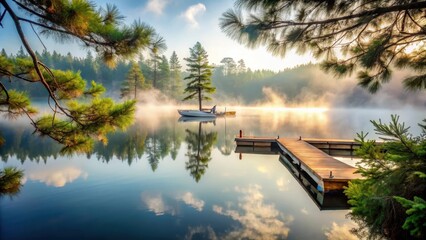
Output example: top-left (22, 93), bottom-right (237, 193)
top-left (1, 48), bottom-right (423, 107)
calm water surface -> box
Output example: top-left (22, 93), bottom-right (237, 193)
top-left (1, 106), bottom-right (424, 239)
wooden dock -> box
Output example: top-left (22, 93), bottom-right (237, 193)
top-left (235, 136), bottom-right (361, 192)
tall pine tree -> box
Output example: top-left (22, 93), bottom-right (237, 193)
top-left (0, 0), bottom-right (159, 152)
top-left (121, 62), bottom-right (146, 100)
top-left (183, 42), bottom-right (215, 110)
top-left (169, 51), bottom-right (182, 100)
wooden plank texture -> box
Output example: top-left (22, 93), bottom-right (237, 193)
top-left (276, 138), bottom-right (360, 181)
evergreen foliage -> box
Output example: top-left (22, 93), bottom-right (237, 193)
top-left (220, 0), bottom-right (426, 93)
top-left (0, 0), bottom-right (161, 151)
top-left (148, 35), bottom-right (167, 89)
top-left (184, 122), bottom-right (217, 182)
top-left (158, 55), bottom-right (170, 93)
top-left (0, 166), bottom-right (24, 197)
top-left (183, 42), bottom-right (215, 110)
top-left (120, 62), bottom-right (146, 100)
top-left (345, 115), bottom-right (426, 239)
top-left (169, 51), bottom-right (183, 99)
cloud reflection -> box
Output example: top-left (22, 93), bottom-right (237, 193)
top-left (177, 192), bottom-right (204, 212)
top-left (324, 222), bottom-right (358, 240)
top-left (28, 167), bottom-right (87, 187)
top-left (276, 177), bottom-right (290, 191)
top-left (141, 192), bottom-right (176, 216)
top-left (184, 226), bottom-right (218, 240)
top-left (213, 184), bottom-right (293, 239)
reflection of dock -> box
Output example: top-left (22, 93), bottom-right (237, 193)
top-left (279, 154), bottom-right (350, 210)
top-left (235, 136), bottom-right (361, 192)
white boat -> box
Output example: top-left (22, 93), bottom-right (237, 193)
top-left (178, 110), bottom-right (216, 118)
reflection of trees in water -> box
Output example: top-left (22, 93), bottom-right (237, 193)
top-left (185, 122), bottom-right (217, 182)
top-left (94, 124), bottom-right (148, 165)
top-left (0, 167), bottom-right (24, 197)
top-left (0, 121), bottom-right (186, 170)
top-left (0, 125), bottom-right (62, 163)
top-left (145, 135), bottom-right (161, 171)
top-left (216, 118), bottom-right (235, 156)
top-left (1, 115), bottom-right (235, 173)
top-left (170, 121), bottom-right (184, 160)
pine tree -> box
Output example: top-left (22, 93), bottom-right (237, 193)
top-left (149, 35), bottom-right (167, 89)
top-left (1, 48), bottom-right (7, 57)
top-left (0, 0), bottom-right (159, 152)
top-left (183, 42), bottom-right (215, 110)
top-left (185, 122), bottom-right (217, 182)
top-left (15, 46), bottom-right (26, 58)
top-left (121, 62), bottom-right (146, 100)
top-left (345, 116), bottom-right (426, 239)
top-left (220, 0), bottom-right (426, 92)
top-left (169, 51), bottom-right (182, 100)
top-left (220, 57), bottom-right (237, 76)
top-left (237, 59), bottom-right (247, 74)
top-left (158, 55), bottom-right (170, 93)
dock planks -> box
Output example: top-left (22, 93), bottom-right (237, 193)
top-left (235, 136), bottom-right (361, 192)
top-left (277, 139), bottom-right (359, 179)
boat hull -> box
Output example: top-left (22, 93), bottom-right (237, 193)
top-left (178, 110), bottom-right (216, 118)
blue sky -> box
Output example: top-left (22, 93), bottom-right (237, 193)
top-left (0, 0), bottom-right (314, 71)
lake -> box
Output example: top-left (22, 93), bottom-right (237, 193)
top-left (1, 106), bottom-right (424, 240)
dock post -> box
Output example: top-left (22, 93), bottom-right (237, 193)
top-left (239, 130), bottom-right (242, 138)
top-left (329, 171), bottom-right (334, 178)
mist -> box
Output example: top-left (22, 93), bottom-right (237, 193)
top-left (208, 64), bottom-right (426, 109)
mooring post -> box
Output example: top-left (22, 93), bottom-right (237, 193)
top-left (329, 171), bottom-right (334, 178)
top-left (239, 130), bottom-right (242, 138)
top-left (299, 136), bottom-right (302, 141)
top-left (239, 153), bottom-right (242, 160)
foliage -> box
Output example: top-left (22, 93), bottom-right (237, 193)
top-left (0, 166), bottom-right (24, 197)
top-left (148, 35), bottom-right (167, 89)
top-left (345, 115), bottom-right (426, 239)
top-left (394, 196), bottom-right (426, 238)
top-left (185, 122), bottom-right (217, 182)
top-left (0, 0), bottom-right (160, 152)
top-left (183, 42), bottom-right (215, 110)
top-left (220, 0), bottom-right (426, 93)
top-left (35, 98), bottom-right (136, 153)
top-left (120, 62), bottom-right (146, 100)
top-left (169, 51), bottom-right (183, 99)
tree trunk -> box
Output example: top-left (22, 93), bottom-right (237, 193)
top-left (198, 73), bottom-right (202, 111)
top-left (134, 74), bottom-right (137, 99)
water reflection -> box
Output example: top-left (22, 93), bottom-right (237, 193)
top-left (0, 167), bottom-right (24, 197)
top-left (3, 107), bottom-right (424, 240)
top-left (212, 184), bottom-right (293, 239)
top-left (27, 166), bottom-right (87, 187)
top-left (184, 121), bottom-right (218, 182)
top-left (141, 192), bottom-right (176, 216)
top-left (324, 222), bottom-right (358, 240)
top-left (177, 192), bottom-right (205, 211)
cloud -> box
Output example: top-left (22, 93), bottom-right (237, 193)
top-left (184, 226), bottom-right (218, 240)
top-left (212, 184), bottom-right (293, 239)
top-left (181, 3), bottom-right (206, 27)
top-left (177, 192), bottom-right (205, 211)
top-left (276, 177), bottom-right (290, 191)
top-left (28, 167), bottom-right (87, 187)
top-left (324, 222), bottom-right (358, 240)
top-left (145, 0), bottom-right (169, 15)
top-left (141, 192), bottom-right (176, 216)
